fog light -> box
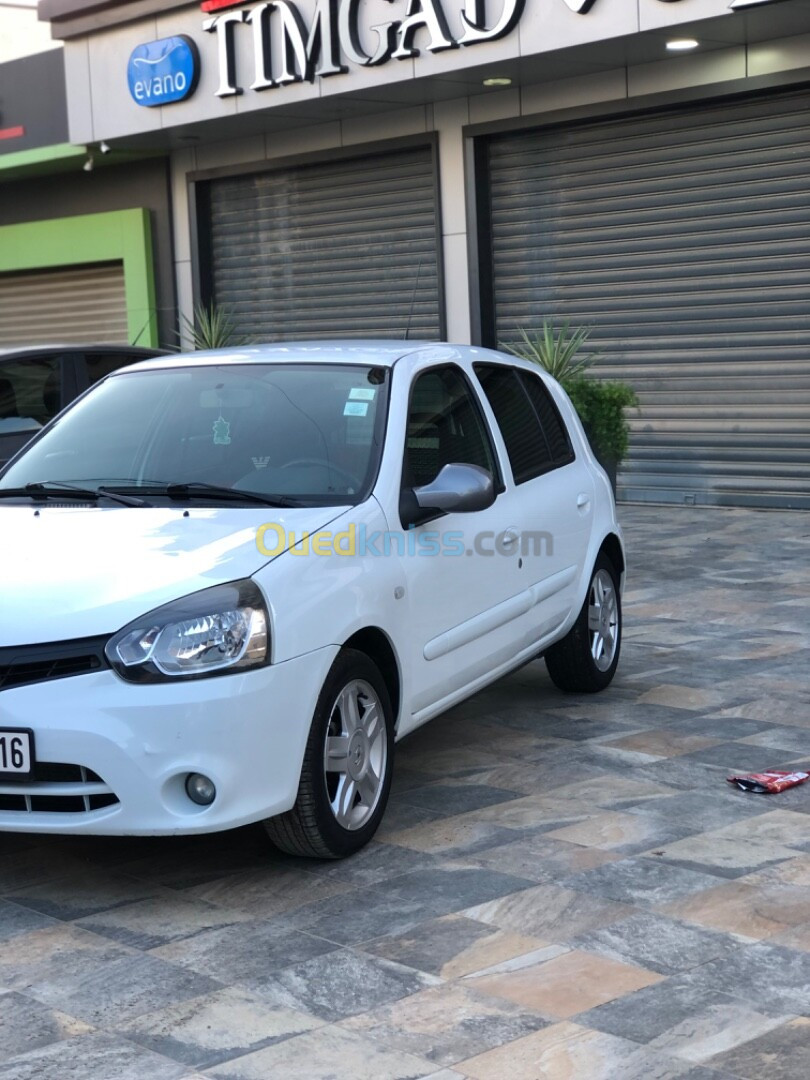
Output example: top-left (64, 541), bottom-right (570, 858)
top-left (185, 773), bottom-right (216, 806)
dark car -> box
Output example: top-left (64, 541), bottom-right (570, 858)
top-left (0, 344), bottom-right (166, 468)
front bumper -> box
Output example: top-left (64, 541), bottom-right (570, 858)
top-left (0, 644), bottom-right (339, 835)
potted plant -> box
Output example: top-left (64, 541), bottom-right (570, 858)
top-left (502, 321), bottom-right (637, 492)
top-left (181, 301), bottom-right (249, 350)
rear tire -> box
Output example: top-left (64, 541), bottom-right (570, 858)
top-left (545, 552), bottom-right (621, 693)
top-left (264, 649), bottom-right (394, 859)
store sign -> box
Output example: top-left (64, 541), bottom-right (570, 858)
top-left (125, 0), bottom-right (700, 106)
top-left (127, 36), bottom-right (200, 106)
top-left (202, 0), bottom-right (526, 96)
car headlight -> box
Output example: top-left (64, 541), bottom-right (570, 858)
top-left (105, 579), bottom-right (269, 682)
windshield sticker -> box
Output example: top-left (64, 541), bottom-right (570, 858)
top-left (212, 415), bottom-right (232, 445)
top-left (349, 388), bottom-right (376, 401)
top-left (344, 402), bottom-right (369, 417)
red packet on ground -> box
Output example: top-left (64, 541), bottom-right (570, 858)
top-left (727, 770), bottom-right (810, 794)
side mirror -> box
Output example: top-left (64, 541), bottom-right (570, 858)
top-left (400, 463), bottom-right (495, 527)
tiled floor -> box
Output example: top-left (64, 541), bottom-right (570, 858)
top-left (2, 504), bottom-right (810, 1079)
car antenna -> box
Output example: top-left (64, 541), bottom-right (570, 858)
top-left (404, 258), bottom-right (423, 340)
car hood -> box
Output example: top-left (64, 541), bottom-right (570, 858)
top-left (0, 504), bottom-right (348, 645)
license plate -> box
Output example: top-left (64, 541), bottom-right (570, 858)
top-left (0, 729), bottom-right (34, 778)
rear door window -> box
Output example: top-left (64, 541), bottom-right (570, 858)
top-left (474, 363), bottom-right (574, 483)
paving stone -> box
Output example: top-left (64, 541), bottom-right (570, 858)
top-left (708, 1017), bottom-right (810, 1078)
top-left (662, 879), bottom-right (810, 941)
top-left (341, 982), bottom-right (548, 1067)
top-left (75, 895), bottom-right (252, 951)
top-left (397, 783), bottom-right (524, 816)
top-left (0, 991), bottom-right (91, 1059)
top-left (561, 857), bottom-right (725, 907)
top-left (5, 871), bottom-right (165, 922)
top-left (461, 883), bottom-right (634, 942)
top-left (360, 913), bottom-right (551, 979)
top-left (687, 941), bottom-right (810, 1016)
top-left (204, 1024), bottom-right (435, 1080)
top-left (576, 976), bottom-right (747, 1045)
top-left (622, 790), bottom-right (770, 835)
top-left (244, 949), bottom-right (438, 1021)
top-left (0, 901), bottom-right (58, 944)
top-left (574, 912), bottom-right (747, 975)
top-left (152, 920), bottom-right (339, 982)
top-left (649, 1001), bottom-right (791, 1064)
top-left (456, 833), bottom-right (622, 884)
top-left (465, 948), bottom-right (664, 1019)
top-left (647, 832), bottom-right (797, 880)
top-left (381, 867), bottom-right (537, 912)
top-left (0, 1031), bottom-right (190, 1080)
top-left (457, 1020), bottom-right (706, 1080)
top-left (115, 986), bottom-right (323, 1068)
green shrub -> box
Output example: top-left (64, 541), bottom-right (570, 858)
top-left (563, 377), bottom-right (638, 463)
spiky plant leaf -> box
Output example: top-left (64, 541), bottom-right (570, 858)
top-left (501, 320), bottom-right (594, 382)
top-left (181, 302), bottom-right (248, 351)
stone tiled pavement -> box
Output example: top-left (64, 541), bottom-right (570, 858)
top-left (2, 505), bottom-right (810, 1080)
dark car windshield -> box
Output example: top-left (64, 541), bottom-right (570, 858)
top-left (0, 362), bottom-right (389, 506)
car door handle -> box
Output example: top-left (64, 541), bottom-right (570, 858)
top-left (577, 493), bottom-right (591, 510)
top-left (500, 527), bottom-right (520, 548)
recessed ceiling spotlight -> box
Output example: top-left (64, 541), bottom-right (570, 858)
top-left (666, 38), bottom-right (699, 52)
top-left (483, 76), bottom-right (512, 87)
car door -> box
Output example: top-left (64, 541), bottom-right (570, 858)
top-left (473, 362), bottom-right (595, 646)
top-left (394, 363), bottom-right (528, 723)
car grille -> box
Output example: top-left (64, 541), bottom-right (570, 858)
top-left (0, 637), bottom-right (110, 692)
top-left (0, 762), bottom-right (119, 814)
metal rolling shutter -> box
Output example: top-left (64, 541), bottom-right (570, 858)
top-left (0, 263), bottom-right (128, 346)
top-left (207, 145), bottom-right (442, 342)
top-left (484, 90), bottom-right (810, 509)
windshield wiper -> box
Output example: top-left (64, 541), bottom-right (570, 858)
top-left (0, 482), bottom-right (147, 507)
top-left (143, 482), bottom-right (304, 508)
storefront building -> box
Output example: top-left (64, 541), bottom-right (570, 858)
top-left (40, 0), bottom-right (810, 507)
top-left (0, 45), bottom-right (173, 349)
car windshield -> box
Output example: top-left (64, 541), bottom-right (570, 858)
top-left (0, 362), bottom-right (389, 506)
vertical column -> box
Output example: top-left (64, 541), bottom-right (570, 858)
top-left (434, 98), bottom-right (472, 343)
top-left (170, 148), bottom-right (197, 349)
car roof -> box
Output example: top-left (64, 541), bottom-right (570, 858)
top-left (112, 340), bottom-right (541, 377)
top-left (0, 344), bottom-right (165, 359)
top-left (117, 340), bottom-right (437, 372)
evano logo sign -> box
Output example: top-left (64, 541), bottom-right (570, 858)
top-left (127, 36), bottom-right (200, 106)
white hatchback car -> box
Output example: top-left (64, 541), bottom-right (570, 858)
top-left (0, 342), bottom-right (624, 858)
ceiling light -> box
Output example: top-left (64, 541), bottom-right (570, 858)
top-left (99, 141), bottom-right (111, 154)
top-left (666, 38), bottom-right (699, 52)
top-left (483, 77), bottom-right (512, 87)
top-left (82, 153), bottom-right (94, 172)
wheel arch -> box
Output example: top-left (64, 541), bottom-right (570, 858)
top-left (342, 627), bottom-right (402, 729)
top-left (599, 532), bottom-right (625, 581)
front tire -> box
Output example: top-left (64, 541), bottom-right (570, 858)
top-left (264, 649), bottom-right (394, 859)
top-left (544, 552), bottom-right (621, 693)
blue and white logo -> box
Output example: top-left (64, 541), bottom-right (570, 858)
top-left (127, 36), bottom-right (199, 107)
